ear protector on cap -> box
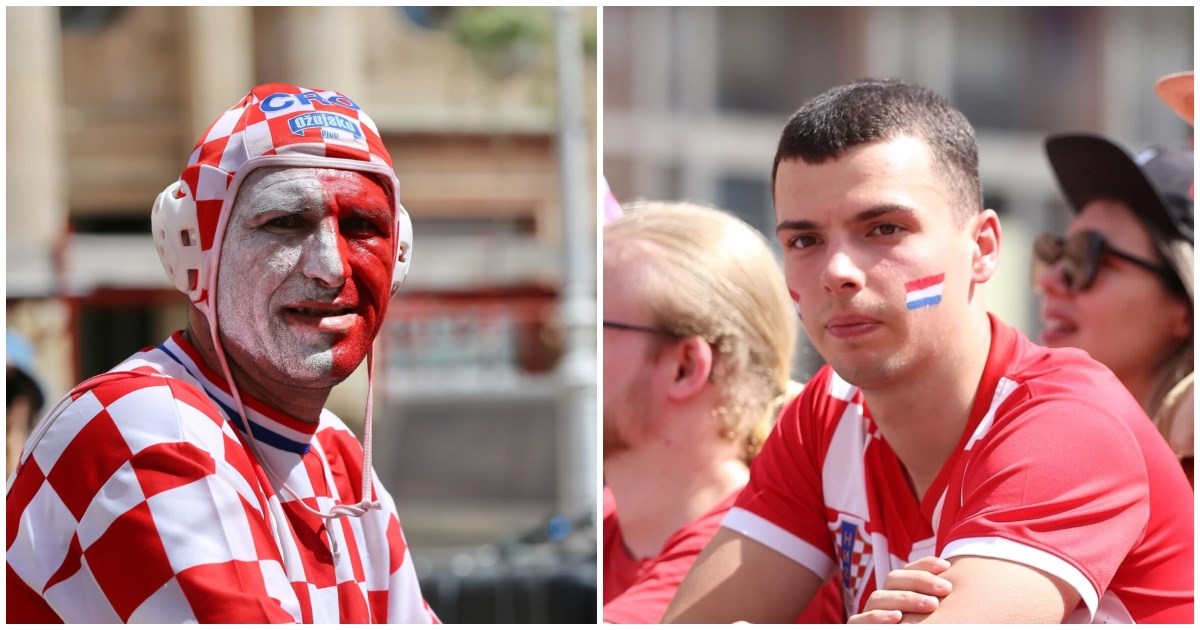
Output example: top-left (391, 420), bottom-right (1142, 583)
top-left (151, 179), bottom-right (206, 301)
top-left (151, 159), bottom-right (414, 312)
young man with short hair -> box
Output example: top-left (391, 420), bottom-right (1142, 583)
top-left (663, 79), bottom-right (1193, 624)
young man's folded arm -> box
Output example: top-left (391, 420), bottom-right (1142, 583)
top-left (904, 555), bottom-right (1082, 624)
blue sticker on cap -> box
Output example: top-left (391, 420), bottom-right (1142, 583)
top-left (287, 112), bottom-right (363, 141)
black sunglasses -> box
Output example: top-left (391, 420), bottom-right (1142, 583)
top-left (602, 321), bottom-right (716, 382)
top-left (1032, 231), bottom-right (1178, 294)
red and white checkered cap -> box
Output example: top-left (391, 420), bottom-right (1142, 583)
top-left (152, 83), bottom-right (411, 311)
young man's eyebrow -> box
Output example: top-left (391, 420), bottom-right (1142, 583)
top-left (777, 204), bottom-right (916, 232)
top-left (852, 204), bottom-right (918, 222)
top-left (775, 218), bottom-right (819, 234)
top-left (776, 204), bottom-right (920, 233)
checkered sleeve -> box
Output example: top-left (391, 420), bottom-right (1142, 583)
top-left (6, 373), bottom-right (299, 623)
top-left (384, 518), bottom-right (441, 623)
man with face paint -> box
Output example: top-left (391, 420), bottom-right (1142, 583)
top-left (663, 79), bottom-right (1193, 624)
top-left (6, 84), bottom-right (438, 623)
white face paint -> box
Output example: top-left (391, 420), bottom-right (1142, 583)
top-left (216, 166), bottom-right (395, 393)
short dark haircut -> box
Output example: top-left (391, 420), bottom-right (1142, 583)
top-left (772, 78), bottom-right (983, 217)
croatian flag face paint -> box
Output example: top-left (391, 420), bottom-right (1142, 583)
top-left (789, 289), bottom-right (803, 320)
top-left (905, 273), bottom-right (945, 310)
top-left (217, 167), bottom-right (395, 388)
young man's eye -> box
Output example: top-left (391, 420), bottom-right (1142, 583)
top-left (870, 224), bottom-right (903, 236)
top-left (787, 234), bottom-right (821, 249)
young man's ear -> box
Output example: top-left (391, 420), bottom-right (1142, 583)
top-left (970, 208), bottom-right (1002, 283)
top-left (663, 336), bottom-right (714, 402)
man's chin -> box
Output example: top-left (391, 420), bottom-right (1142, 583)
top-left (829, 353), bottom-right (923, 392)
top-left (270, 347), bottom-right (363, 387)
top-left (302, 353), bottom-right (365, 383)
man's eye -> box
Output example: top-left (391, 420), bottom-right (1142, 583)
top-left (265, 215), bottom-right (303, 230)
top-left (870, 224), bottom-right (903, 236)
top-left (342, 217), bottom-right (385, 236)
top-left (787, 234), bottom-right (820, 249)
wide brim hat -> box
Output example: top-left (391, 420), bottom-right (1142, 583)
top-left (1155, 71), bottom-right (1194, 126)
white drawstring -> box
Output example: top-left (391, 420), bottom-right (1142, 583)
top-left (207, 316), bottom-right (381, 565)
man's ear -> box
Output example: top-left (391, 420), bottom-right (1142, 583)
top-left (663, 336), bottom-right (714, 402)
top-left (970, 208), bottom-right (1002, 284)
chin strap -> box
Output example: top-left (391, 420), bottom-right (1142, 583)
top-left (314, 348), bottom-right (383, 519)
top-left (207, 316), bottom-right (381, 566)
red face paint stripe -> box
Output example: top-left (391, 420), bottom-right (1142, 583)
top-left (317, 171), bottom-right (394, 377)
top-left (904, 273), bottom-right (946, 292)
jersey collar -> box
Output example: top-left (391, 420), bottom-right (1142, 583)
top-left (159, 331), bottom-right (319, 454)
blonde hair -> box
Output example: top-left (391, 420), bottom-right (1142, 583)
top-left (1148, 238), bottom-right (1194, 417)
top-left (745, 379), bottom-right (806, 463)
top-left (605, 201), bottom-right (798, 464)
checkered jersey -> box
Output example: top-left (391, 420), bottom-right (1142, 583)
top-left (724, 314), bottom-right (1194, 623)
top-left (6, 332), bottom-right (439, 623)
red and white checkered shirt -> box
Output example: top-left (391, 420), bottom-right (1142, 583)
top-left (6, 332), bottom-right (439, 623)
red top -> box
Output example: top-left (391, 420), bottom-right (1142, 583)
top-left (726, 314), bottom-right (1193, 623)
top-left (604, 486), bottom-right (844, 623)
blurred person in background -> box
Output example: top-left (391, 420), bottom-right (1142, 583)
top-left (1155, 71), bottom-right (1194, 128)
top-left (602, 201), bottom-right (841, 623)
top-left (7, 329), bottom-right (47, 477)
top-left (602, 176), bottom-right (624, 224)
top-left (664, 79), bottom-right (1193, 624)
top-left (1035, 134), bottom-right (1193, 485)
top-left (7, 84), bottom-right (438, 623)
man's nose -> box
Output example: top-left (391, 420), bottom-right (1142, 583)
top-left (302, 217), bottom-right (349, 287)
top-left (821, 250), bottom-right (866, 296)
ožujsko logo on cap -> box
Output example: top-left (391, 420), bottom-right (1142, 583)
top-left (287, 112), bottom-right (363, 141)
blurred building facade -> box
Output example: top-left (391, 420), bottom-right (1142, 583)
top-left (7, 5), bottom-right (597, 579)
top-left (604, 6), bottom-right (1193, 380)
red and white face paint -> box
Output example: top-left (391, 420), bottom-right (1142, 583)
top-left (217, 166), bottom-right (394, 388)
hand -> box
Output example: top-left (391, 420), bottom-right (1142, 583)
top-left (847, 556), bottom-right (953, 624)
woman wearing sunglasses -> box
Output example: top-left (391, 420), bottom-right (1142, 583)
top-left (1035, 134), bottom-right (1193, 484)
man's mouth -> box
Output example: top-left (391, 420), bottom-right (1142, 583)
top-left (1040, 313), bottom-right (1078, 344)
top-left (824, 313), bottom-right (883, 339)
top-left (285, 305), bottom-right (361, 332)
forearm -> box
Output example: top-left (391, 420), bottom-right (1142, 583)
top-left (864, 556), bottom-right (1078, 624)
top-left (662, 528), bottom-right (824, 623)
